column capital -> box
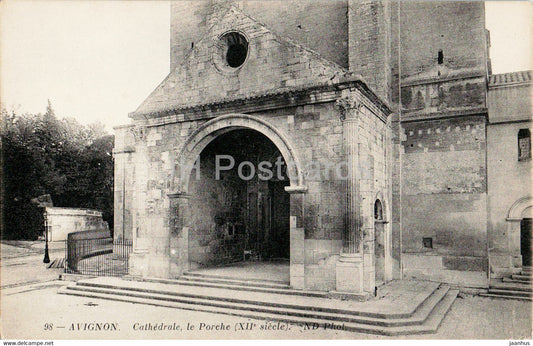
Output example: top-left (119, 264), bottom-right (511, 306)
top-left (129, 125), bottom-right (146, 141)
top-left (284, 185), bottom-right (308, 194)
top-left (335, 95), bottom-right (363, 121)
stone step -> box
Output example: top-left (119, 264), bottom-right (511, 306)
top-left (502, 277), bottom-right (532, 285)
top-left (488, 288), bottom-right (533, 298)
top-left (73, 279), bottom-right (407, 318)
top-left (490, 282), bottom-right (533, 293)
top-left (47, 257), bottom-right (65, 269)
top-left (511, 274), bottom-right (532, 282)
top-left (74, 277), bottom-right (441, 319)
top-left (61, 284), bottom-right (449, 327)
top-left (182, 271), bottom-right (288, 285)
top-left (142, 277), bottom-right (330, 299)
top-left (58, 283), bottom-right (458, 336)
top-left (179, 273), bottom-right (290, 289)
top-left (521, 266), bottom-right (532, 273)
top-left (479, 293), bottom-right (533, 302)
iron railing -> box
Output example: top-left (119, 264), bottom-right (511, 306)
top-left (65, 231), bottom-right (132, 277)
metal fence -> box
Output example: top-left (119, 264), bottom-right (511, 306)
top-left (65, 231), bottom-right (132, 277)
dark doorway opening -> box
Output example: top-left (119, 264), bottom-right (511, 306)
top-left (374, 199), bottom-right (385, 286)
top-left (187, 129), bottom-right (290, 271)
top-left (521, 218), bottom-right (532, 266)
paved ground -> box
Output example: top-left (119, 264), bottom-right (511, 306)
top-left (1, 241), bottom-right (531, 340)
top-left (2, 240), bottom-right (65, 259)
top-left (1, 241), bottom-right (65, 288)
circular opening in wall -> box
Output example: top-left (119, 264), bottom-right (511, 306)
top-left (221, 32), bottom-right (248, 68)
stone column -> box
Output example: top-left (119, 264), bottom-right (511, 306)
top-left (285, 185), bottom-right (307, 290)
top-left (168, 192), bottom-right (191, 278)
top-left (507, 218), bottom-right (524, 274)
top-left (127, 125), bottom-right (149, 279)
top-left (335, 92), bottom-right (365, 294)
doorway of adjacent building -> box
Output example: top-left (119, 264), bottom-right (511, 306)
top-left (186, 129), bottom-right (290, 281)
top-left (374, 199), bottom-right (385, 286)
top-left (521, 218), bottom-right (532, 266)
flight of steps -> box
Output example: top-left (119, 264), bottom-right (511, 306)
top-left (173, 272), bottom-right (329, 298)
top-left (481, 266), bottom-right (532, 301)
top-left (58, 273), bottom-right (458, 336)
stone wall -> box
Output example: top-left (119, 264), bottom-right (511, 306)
top-left (401, 115), bottom-right (488, 287)
top-left (115, 0), bottom-right (502, 289)
top-left (487, 77), bottom-right (532, 277)
top-left (487, 122), bottom-right (533, 277)
top-left (398, 1), bottom-right (487, 78)
top-left (121, 82), bottom-right (391, 290)
top-left (45, 207), bottom-right (108, 242)
top-left (348, 1), bottom-right (392, 102)
top-left (170, 1), bottom-right (349, 71)
top-left (113, 125), bottom-right (136, 242)
top-left (136, 5), bottom-right (347, 117)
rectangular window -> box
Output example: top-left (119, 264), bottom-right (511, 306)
top-left (438, 50), bottom-right (444, 65)
top-left (518, 129), bottom-right (531, 161)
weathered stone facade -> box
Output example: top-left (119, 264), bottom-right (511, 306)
top-left (114, 1), bottom-right (532, 292)
top-left (487, 71), bottom-right (532, 278)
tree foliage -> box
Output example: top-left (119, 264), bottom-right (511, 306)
top-left (1, 102), bottom-right (114, 240)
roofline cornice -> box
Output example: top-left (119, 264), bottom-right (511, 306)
top-left (129, 78), bottom-right (392, 124)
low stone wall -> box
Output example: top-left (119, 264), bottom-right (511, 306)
top-left (45, 207), bottom-right (109, 242)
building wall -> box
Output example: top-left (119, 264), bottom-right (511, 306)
top-left (169, 1), bottom-right (349, 72)
top-left (401, 116), bottom-right (488, 286)
top-left (394, 1), bottom-right (489, 287)
top-left (487, 121), bottom-right (533, 276)
top-left (488, 83), bottom-right (532, 123)
top-left (115, 1), bottom-right (516, 289)
top-left (123, 3), bottom-right (391, 287)
top-left (137, 6), bottom-right (347, 116)
top-left (398, 1), bottom-right (487, 78)
top-left (122, 85), bottom-right (391, 291)
top-left (348, 1), bottom-right (392, 102)
top-left (113, 125), bottom-right (136, 242)
top-left (187, 149), bottom-right (246, 268)
top-left (487, 80), bottom-right (532, 277)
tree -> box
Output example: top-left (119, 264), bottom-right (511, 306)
top-left (1, 103), bottom-right (114, 239)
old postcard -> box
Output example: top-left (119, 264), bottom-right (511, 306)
top-left (1, 1), bottom-right (532, 344)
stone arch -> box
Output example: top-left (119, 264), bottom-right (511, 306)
top-left (373, 191), bottom-right (389, 223)
top-left (507, 196), bottom-right (533, 221)
top-left (373, 191), bottom-right (392, 284)
top-left (173, 114), bottom-right (305, 193)
top-left (374, 199), bottom-right (383, 221)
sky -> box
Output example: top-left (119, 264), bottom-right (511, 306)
top-left (1, 1), bottom-right (532, 132)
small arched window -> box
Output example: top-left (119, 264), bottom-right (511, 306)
top-left (374, 199), bottom-right (383, 221)
top-left (518, 129), bottom-right (531, 161)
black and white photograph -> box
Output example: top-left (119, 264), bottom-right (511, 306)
top-left (0, 0), bottom-right (532, 343)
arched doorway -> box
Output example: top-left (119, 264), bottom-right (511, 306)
top-left (521, 217), bottom-right (532, 266)
top-left (520, 206), bottom-right (533, 266)
top-left (507, 196), bottom-right (533, 268)
top-left (187, 129), bottom-right (290, 271)
top-left (171, 114), bottom-right (306, 284)
top-left (174, 114), bottom-right (304, 193)
top-left (374, 199), bottom-right (385, 286)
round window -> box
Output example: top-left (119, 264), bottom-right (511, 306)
top-left (223, 32), bottom-right (248, 67)
top-left (213, 31), bottom-right (249, 73)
